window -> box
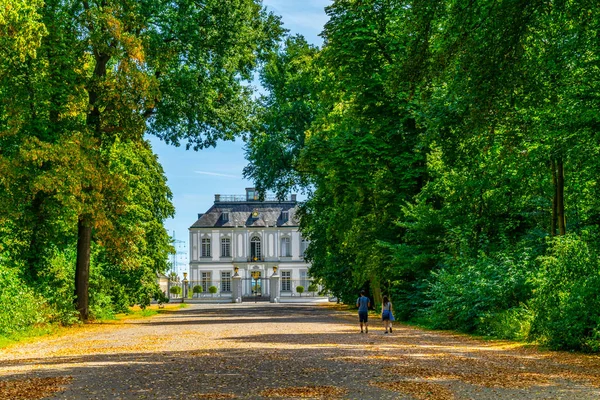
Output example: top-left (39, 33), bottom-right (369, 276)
top-left (250, 236), bottom-right (262, 260)
top-left (281, 237), bottom-right (291, 257)
top-left (201, 271), bottom-right (212, 292)
top-left (201, 237), bottom-right (211, 257)
top-left (300, 238), bottom-right (309, 257)
top-left (281, 210), bottom-right (289, 222)
top-left (222, 212), bottom-right (229, 222)
top-left (281, 271), bottom-right (291, 292)
top-left (300, 270), bottom-right (308, 289)
top-left (221, 271), bottom-right (231, 292)
top-left (221, 237), bottom-right (231, 257)
top-left (247, 190), bottom-right (256, 200)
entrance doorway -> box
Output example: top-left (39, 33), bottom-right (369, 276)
top-left (242, 270), bottom-right (270, 302)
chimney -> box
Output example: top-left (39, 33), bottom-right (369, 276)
top-left (215, 194), bottom-right (221, 202)
top-left (291, 194), bottom-right (297, 202)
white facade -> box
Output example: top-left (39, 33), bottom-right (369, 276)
top-left (188, 189), bottom-right (311, 298)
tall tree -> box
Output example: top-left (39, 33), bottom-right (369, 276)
top-left (1, 0), bottom-right (283, 320)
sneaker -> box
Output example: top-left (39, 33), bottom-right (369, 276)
top-left (360, 330), bottom-right (364, 333)
top-left (390, 327), bottom-right (392, 333)
top-left (384, 331), bottom-right (388, 334)
top-left (365, 327), bottom-right (368, 333)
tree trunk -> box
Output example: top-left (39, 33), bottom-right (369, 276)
top-left (551, 159), bottom-right (557, 237)
top-left (75, 216), bottom-right (92, 321)
top-left (556, 158), bottom-right (566, 235)
top-left (369, 274), bottom-right (382, 309)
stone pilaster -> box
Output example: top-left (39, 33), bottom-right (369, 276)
top-left (232, 274), bottom-right (242, 303)
top-left (270, 271), bottom-right (280, 303)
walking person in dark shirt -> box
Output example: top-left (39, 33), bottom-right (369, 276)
top-left (356, 290), bottom-right (370, 333)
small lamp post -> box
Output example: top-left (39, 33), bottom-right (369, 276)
top-left (182, 272), bottom-right (188, 303)
top-left (272, 266), bottom-right (278, 275)
top-left (234, 266), bottom-right (239, 276)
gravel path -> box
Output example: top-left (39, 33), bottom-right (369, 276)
top-left (1, 303), bottom-right (600, 399)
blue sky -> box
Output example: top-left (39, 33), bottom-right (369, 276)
top-left (148, 0), bottom-right (331, 274)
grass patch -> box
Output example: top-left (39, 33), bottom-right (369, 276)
top-left (0, 324), bottom-right (63, 350)
top-left (113, 304), bottom-right (181, 320)
top-left (0, 304), bottom-right (184, 350)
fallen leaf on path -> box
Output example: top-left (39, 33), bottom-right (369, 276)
top-left (194, 392), bottom-right (237, 399)
top-left (371, 380), bottom-right (454, 400)
top-left (260, 385), bottom-right (347, 398)
top-left (0, 376), bottom-right (72, 400)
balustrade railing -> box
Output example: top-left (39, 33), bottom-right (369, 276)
top-left (216, 194), bottom-right (292, 202)
top-left (279, 280), bottom-right (323, 297)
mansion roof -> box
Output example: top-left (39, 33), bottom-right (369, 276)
top-left (190, 200), bottom-right (300, 229)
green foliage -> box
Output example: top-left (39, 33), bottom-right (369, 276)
top-left (307, 283), bottom-right (318, 294)
top-left (296, 286), bottom-right (304, 296)
top-left (0, 264), bottom-right (46, 335)
top-left (208, 286), bottom-right (218, 295)
top-left (169, 286), bottom-right (182, 296)
top-left (155, 289), bottom-right (169, 305)
top-left (193, 285), bottom-right (203, 294)
top-left (37, 250), bottom-right (79, 326)
top-left (244, 0), bottom-right (600, 351)
top-left (425, 253), bottom-right (533, 335)
top-left (530, 234), bottom-right (600, 352)
top-left (0, 0), bottom-right (283, 321)
top-left (479, 307), bottom-right (534, 342)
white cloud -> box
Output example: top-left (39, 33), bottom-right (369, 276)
top-left (194, 170), bottom-right (240, 179)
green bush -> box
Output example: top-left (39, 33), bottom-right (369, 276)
top-left (193, 285), bottom-right (203, 297)
top-left (296, 285), bottom-right (304, 296)
top-left (155, 289), bottom-right (169, 305)
top-left (0, 265), bottom-right (47, 335)
top-left (169, 286), bottom-right (182, 296)
top-left (208, 285), bottom-right (218, 295)
top-left (425, 252), bottom-right (533, 335)
top-left (479, 306), bottom-right (533, 341)
top-left (36, 249), bottom-right (79, 325)
top-left (530, 234), bottom-right (600, 352)
top-left (307, 283), bottom-right (318, 295)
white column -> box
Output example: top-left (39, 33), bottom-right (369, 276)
top-left (270, 269), bottom-right (280, 303)
top-left (232, 272), bottom-right (242, 303)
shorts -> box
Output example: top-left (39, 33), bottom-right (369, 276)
top-left (358, 311), bottom-right (368, 323)
top-left (382, 310), bottom-right (390, 321)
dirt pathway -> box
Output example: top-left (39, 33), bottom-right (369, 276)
top-left (1, 303), bottom-right (599, 399)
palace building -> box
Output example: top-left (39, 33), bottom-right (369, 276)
top-left (188, 188), bottom-right (311, 300)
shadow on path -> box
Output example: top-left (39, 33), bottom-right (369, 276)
top-left (1, 304), bottom-right (599, 399)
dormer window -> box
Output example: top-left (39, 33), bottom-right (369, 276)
top-left (222, 211), bottom-right (229, 222)
top-left (281, 211), bottom-right (289, 222)
top-left (246, 188), bottom-right (257, 201)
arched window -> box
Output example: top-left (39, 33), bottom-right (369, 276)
top-left (250, 236), bottom-right (262, 260)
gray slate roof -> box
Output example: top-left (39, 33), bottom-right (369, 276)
top-left (190, 202), bottom-right (299, 229)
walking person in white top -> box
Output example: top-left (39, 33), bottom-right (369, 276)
top-left (381, 295), bottom-right (393, 334)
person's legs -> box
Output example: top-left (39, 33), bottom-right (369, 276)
top-left (359, 312), bottom-right (367, 333)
